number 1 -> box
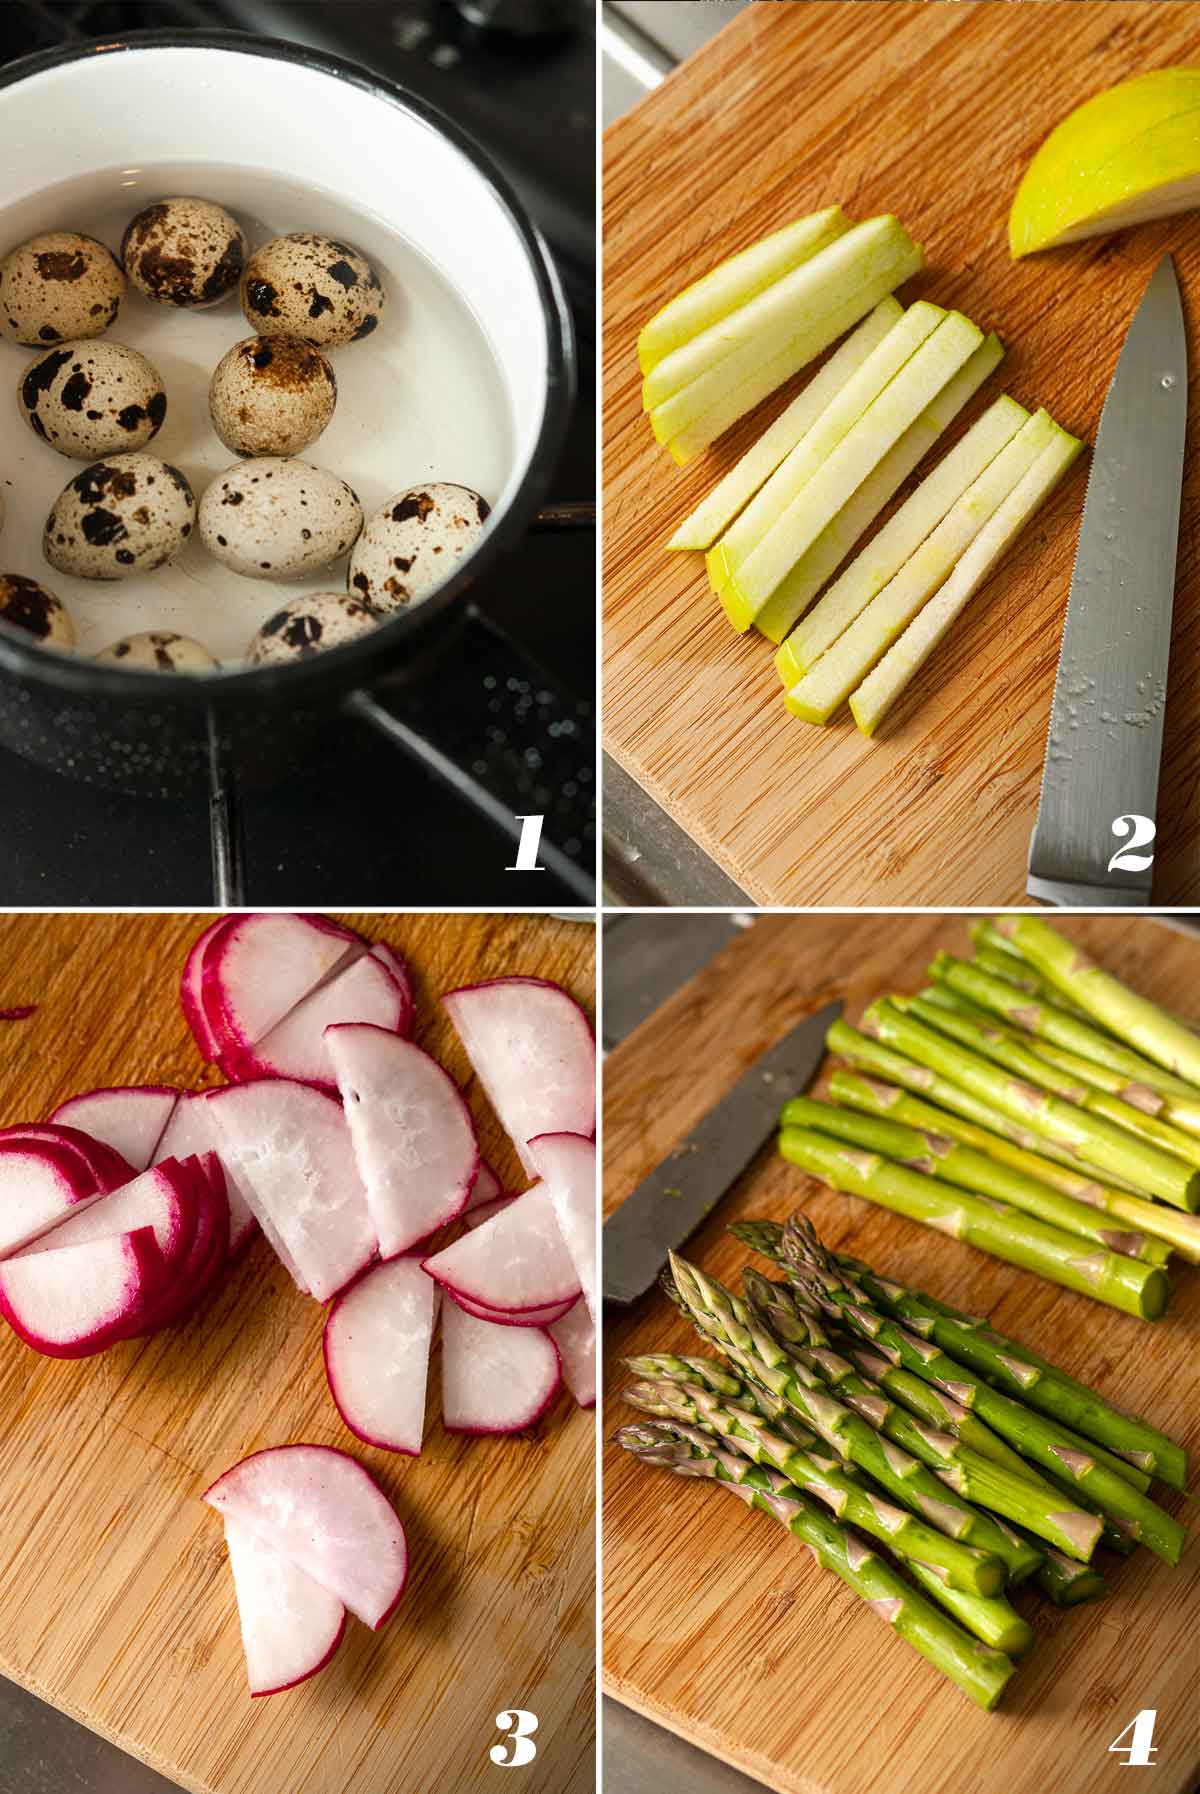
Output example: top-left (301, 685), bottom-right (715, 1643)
top-left (507, 815), bottom-right (546, 873)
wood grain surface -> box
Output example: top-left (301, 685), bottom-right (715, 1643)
top-left (602, 1), bottom-right (1200, 906)
top-left (0, 912), bottom-right (595, 1794)
top-left (602, 913), bottom-right (1200, 1794)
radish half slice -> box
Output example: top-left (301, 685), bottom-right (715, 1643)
top-left (327, 1024), bottom-right (477, 1258)
top-left (14, 1158), bottom-right (195, 1276)
top-left (223, 1514), bottom-right (346, 1697)
top-left (442, 977), bottom-right (595, 1175)
top-left (227, 955), bottom-right (408, 1089)
top-left (2, 1123), bottom-right (135, 1192)
top-left (368, 943), bottom-right (415, 1037)
top-left (422, 1183), bottom-right (580, 1312)
top-left (181, 917), bottom-right (236, 1063)
top-left (549, 1300), bottom-right (596, 1408)
top-left (206, 1081), bottom-right (375, 1302)
top-left (49, 1086), bottom-right (179, 1172)
top-left (442, 1301), bottom-right (560, 1433)
top-left (448, 1288), bottom-right (575, 1328)
top-left (527, 1133), bottom-right (596, 1322)
top-left (201, 913), bottom-right (363, 1063)
top-left (0, 1132), bottom-right (131, 1259)
top-left (155, 1094), bottom-right (260, 1259)
top-left (0, 1226), bottom-right (162, 1356)
top-left (204, 1444), bottom-right (407, 1630)
top-left (323, 1257), bottom-right (439, 1455)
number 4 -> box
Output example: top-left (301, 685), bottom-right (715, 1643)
top-left (1109, 1709), bottom-right (1158, 1767)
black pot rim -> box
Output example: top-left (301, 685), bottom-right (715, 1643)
top-left (0, 27), bottom-right (576, 711)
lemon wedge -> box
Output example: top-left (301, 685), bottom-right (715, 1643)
top-left (1010, 68), bottom-right (1200, 257)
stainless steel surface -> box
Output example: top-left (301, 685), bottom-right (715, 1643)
top-left (603, 756), bottom-right (752, 906)
top-left (602, 997), bottom-right (840, 1305)
top-left (602, 910), bottom-right (756, 1048)
top-left (0, 1679), bottom-right (182, 1794)
top-left (1028, 254), bottom-right (1188, 908)
top-left (602, 1696), bottom-right (769, 1794)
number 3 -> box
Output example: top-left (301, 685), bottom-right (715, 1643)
top-left (1109, 1709), bottom-right (1158, 1767)
top-left (1108, 814), bottom-right (1156, 874)
top-left (491, 1709), bottom-right (539, 1767)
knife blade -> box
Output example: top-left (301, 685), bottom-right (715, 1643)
top-left (602, 998), bottom-right (841, 1305)
top-left (1028, 254), bottom-right (1188, 907)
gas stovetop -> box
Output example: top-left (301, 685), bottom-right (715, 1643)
top-left (0, 0), bottom-right (596, 907)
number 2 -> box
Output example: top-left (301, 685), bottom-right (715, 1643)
top-left (1108, 814), bottom-right (1156, 874)
top-left (491, 1709), bottom-right (539, 1767)
top-left (1108, 1708), bottom-right (1158, 1767)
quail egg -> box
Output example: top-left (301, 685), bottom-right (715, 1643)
top-left (44, 453), bottom-right (197, 582)
top-left (122, 197), bottom-right (246, 307)
top-left (209, 333), bottom-right (337, 458)
top-left (19, 340), bottom-right (167, 459)
top-left (0, 573), bottom-right (74, 647)
top-left (246, 592), bottom-right (381, 664)
top-left (199, 457), bottom-right (363, 581)
top-left (96, 630), bottom-right (218, 672)
top-left (241, 233), bottom-right (385, 347)
top-left (348, 482), bottom-right (491, 612)
top-left (0, 232), bottom-right (124, 347)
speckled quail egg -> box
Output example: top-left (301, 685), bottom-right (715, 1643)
top-left (44, 453), bottom-right (197, 582)
top-left (0, 573), bottom-right (74, 647)
top-left (19, 340), bottom-right (167, 459)
top-left (246, 592), bottom-right (381, 664)
top-left (209, 333), bottom-right (337, 458)
top-left (241, 233), bottom-right (385, 347)
top-left (122, 197), bottom-right (246, 308)
top-left (0, 233), bottom-right (124, 347)
top-left (199, 458), bottom-right (362, 581)
top-left (348, 482), bottom-right (491, 612)
top-left (96, 630), bottom-right (218, 672)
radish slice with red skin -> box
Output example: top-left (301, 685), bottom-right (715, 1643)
top-left (527, 1133), bottom-right (596, 1323)
top-left (204, 1444), bottom-right (407, 1630)
top-left (441, 1301), bottom-right (561, 1433)
top-left (49, 1087), bottom-right (179, 1173)
top-left (202, 913), bottom-right (364, 1064)
top-left (327, 1024), bottom-right (478, 1258)
top-left (549, 1300), bottom-right (596, 1408)
top-left (155, 1093), bottom-right (260, 1259)
top-left (132, 1155), bottom-right (230, 1335)
top-left (206, 1080), bottom-right (375, 1302)
top-left (226, 956), bottom-right (409, 1090)
top-left (422, 1182), bottom-right (580, 1312)
top-left (448, 1288), bottom-right (576, 1328)
top-left (463, 1158), bottom-right (502, 1215)
top-left (323, 1256), bottom-right (439, 1455)
top-left (0, 1225), bottom-right (164, 1356)
top-left (223, 1515), bottom-right (346, 1698)
top-left (368, 943), bottom-right (414, 1037)
top-left (0, 1132), bottom-right (133, 1259)
top-left (13, 1158), bottom-right (195, 1278)
top-left (181, 916), bottom-right (237, 1062)
top-left (462, 1193), bottom-right (515, 1232)
top-left (0, 1122), bottom-right (134, 1192)
top-left (442, 978), bottom-right (595, 1176)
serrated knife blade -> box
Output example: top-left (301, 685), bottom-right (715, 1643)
top-left (602, 998), bottom-right (841, 1306)
top-left (1028, 254), bottom-right (1188, 907)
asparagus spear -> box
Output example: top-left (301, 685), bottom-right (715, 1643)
top-left (624, 1351), bottom-right (827, 1452)
top-left (969, 931), bottom-right (1101, 1024)
top-left (994, 916), bottom-right (1200, 1084)
top-left (781, 1091), bottom-right (1169, 1266)
top-left (902, 990), bottom-right (1200, 1168)
top-left (784, 1220), bottom-right (1186, 1565)
top-left (1011, 1531), bottom-right (1107, 1607)
top-left (862, 999), bottom-right (1200, 1211)
top-left (664, 1254), bottom-right (1029, 1573)
top-left (776, 1122), bottom-right (1169, 1320)
top-left (836, 1262), bottom-right (1189, 1490)
top-left (825, 1029), bottom-right (1200, 1260)
top-left (825, 1068), bottom-right (1191, 1264)
top-left (616, 1421), bottom-right (1018, 1710)
top-left (623, 1375), bottom-right (1009, 1595)
top-left (743, 1271), bottom-right (1099, 1564)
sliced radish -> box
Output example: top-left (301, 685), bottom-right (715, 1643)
top-left (368, 942), bottom-right (415, 1037)
top-left (327, 1024), bottom-right (477, 1258)
top-left (204, 1444), bottom-right (407, 1630)
top-left (0, 1225), bottom-right (163, 1356)
top-left (442, 977), bottom-right (595, 1175)
top-left (223, 1514), bottom-right (346, 1697)
top-left (323, 1257), bottom-right (439, 1455)
top-left (0, 1122), bottom-right (134, 1192)
top-left (441, 1301), bottom-right (560, 1433)
top-left (14, 1158), bottom-right (195, 1277)
top-left (0, 1131), bottom-right (131, 1259)
top-left (448, 1288), bottom-right (576, 1328)
top-left (206, 1080), bottom-right (376, 1302)
top-left (527, 1133), bottom-right (596, 1322)
top-left (549, 1300), bottom-right (596, 1408)
top-left (227, 955), bottom-right (409, 1089)
top-left (422, 1182), bottom-right (580, 1312)
top-left (463, 1159), bottom-right (502, 1214)
top-left (141, 1152), bottom-right (232, 1334)
top-left (181, 916), bottom-right (237, 1062)
top-left (49, 1086), bottom-right (179, 1173)
top-left (155, 1092), bottom-right (260, 1259)
top-left (463, 1194), bottom-right (516, 1231)
top-left (201, 913), bottom-right (364, 1064)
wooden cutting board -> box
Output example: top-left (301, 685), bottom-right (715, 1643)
top-left (603, 1), bottom-right (1200, 906)
top-left (603, 913), bottom-right (1200, 1794)
top-left (0, 912), bottom-right (594, 1794)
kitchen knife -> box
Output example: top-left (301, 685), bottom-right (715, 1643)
top-left (1028, 254), bottom-right (1188, 907)
top-left (602, 998), bottom-right (841, 1305)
